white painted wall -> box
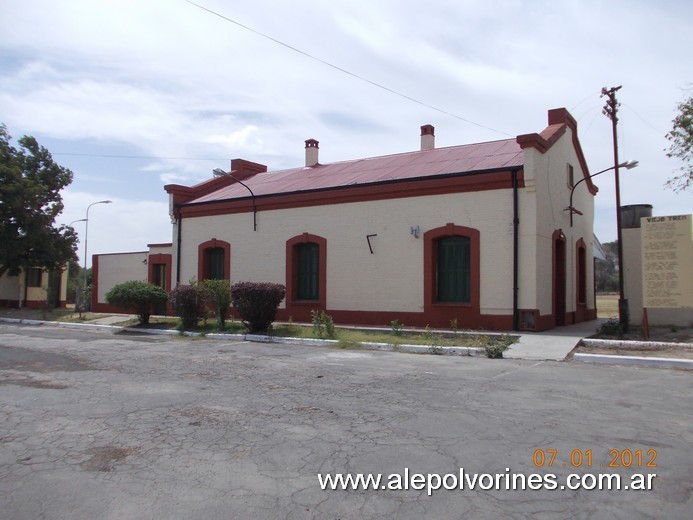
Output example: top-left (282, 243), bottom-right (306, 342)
top-left (96, 252), bottom-right (148, 304)
top-left (520, 126), bottom-right (595, 317)
top-left (176, 189), bottom-right (517, 314)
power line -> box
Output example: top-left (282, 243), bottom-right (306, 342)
top-left (53, 152), bottom-right (226, 161)
top-left (621, 103), bottom-right (665, 135)
top-left (184, 0), bottom-right (512, 137)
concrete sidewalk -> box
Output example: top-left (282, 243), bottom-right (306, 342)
top-left (505, 319), bottom-right (606, 360)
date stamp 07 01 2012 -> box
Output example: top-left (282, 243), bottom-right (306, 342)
top-left (533, 449), bottom-right (657, 469)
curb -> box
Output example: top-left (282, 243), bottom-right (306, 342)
top-left (228, 333), bottom-right (487, 356)
top-left (574, 352), bottom-right (693, 370)
top-left (582, 338), bottom-right (693, 350)
top-left (0, 317), bottom-right (487, 357)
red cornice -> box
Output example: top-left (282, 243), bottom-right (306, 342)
top-left (165, 176), bottom-right (234, 206)
top-left (516, 124), bottom-right (566, 153)
top-left (516, 108), bottom-right (597, 196)
top-left (165, 158), bottom-right (268, 206)
top-left (178, 169), bottom-right (524, 218)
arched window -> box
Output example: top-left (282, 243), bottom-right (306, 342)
top-left (423, 223), bottom-right (480, 315)
top-left (286, 234), bottom-right (327, 313)
top-left (206, 247), bottom-right (225, 280)
top-left (436, 236), bottom-right (471, 303)
top-left (197, 239), bottom-right (231, 281)
top-left (296, 242), bottom-right (319, 300)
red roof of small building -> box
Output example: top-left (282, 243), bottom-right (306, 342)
top-left (189, 138), bottom-right (524, 204)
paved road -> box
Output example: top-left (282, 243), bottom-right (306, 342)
top-left (0, 323), bottom-right (691, 519)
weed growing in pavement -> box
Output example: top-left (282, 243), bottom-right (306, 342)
top-left (390, 319), bottom-right (404, 337)
top-left (311, 310), bottom-right (336, 339)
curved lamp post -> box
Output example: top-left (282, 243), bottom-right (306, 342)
top-left (566, 159), bottom-right (639, 227)
top-left (212, 168), bottom-right (257, 231)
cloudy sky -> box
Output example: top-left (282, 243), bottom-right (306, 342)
top-left (1, 0), bottom-right (691, 266)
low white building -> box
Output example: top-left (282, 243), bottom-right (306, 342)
top-left (0, 268), bottom-right (68, 309)
top-left (93, 107), bottom-right (598, 331)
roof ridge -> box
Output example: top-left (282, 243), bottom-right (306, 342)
top-left (264, 137), bottom-right (519, 175)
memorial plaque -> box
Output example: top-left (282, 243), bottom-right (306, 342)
top-left (641, 214), bottom-right (693, 308)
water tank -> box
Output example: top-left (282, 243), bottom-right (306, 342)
top-left (620, 204), bottom-right (653, 229)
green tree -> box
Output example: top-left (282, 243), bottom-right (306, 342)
top-left (594, 241), bottom-right (619, 293)
top-left (665, 95), bottom-right (693, 192)
top-left (0, 124), bottom-right (78, 277)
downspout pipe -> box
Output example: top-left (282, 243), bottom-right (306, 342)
top-left (512, 168), bottom-right (520, 331)
top-left (175, 205), bottom-right (182, 286)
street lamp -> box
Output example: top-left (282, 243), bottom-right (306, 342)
top-left (566, 160), bottom-right (639, 227)
top-left (212, 168), bottom-right (257, 231)
top-left (78, 200), bottom-right (112, 315)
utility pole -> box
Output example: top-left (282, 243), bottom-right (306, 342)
top-left (601, 85), bottom-right (629, 332)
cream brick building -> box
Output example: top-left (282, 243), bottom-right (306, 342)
top-left (93, 107), bottom-right (598, 331)
top-left (0, 268), bottom-right (68, 308)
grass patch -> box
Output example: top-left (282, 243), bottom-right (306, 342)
top-left (271, 323), bottom-right (518, 349)
top-left (333, 340), bottom-right (369, 350)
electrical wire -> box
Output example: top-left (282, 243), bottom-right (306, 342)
top-left (621, 103), bottom-right (665, 135)
top-left (184, 0), bottom-right (512, 137)
top-left (52, 152), bottom-right (226, 160)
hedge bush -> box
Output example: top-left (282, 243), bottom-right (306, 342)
top-left (231, 282), bottom-right (286, 333)
top-left (201, 279), bottom-right (232, 329)
top-left (105, 281), bottom-right (167, 325)
top-left (169, 284), bottom-right (206, 330)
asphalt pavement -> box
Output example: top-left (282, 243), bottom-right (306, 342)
top-left (0, 322), bottom-right (691, 519)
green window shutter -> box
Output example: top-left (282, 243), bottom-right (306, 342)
top-left (297, 243), bottom-right (319, 300)
top-left (437, 236), bottom-right (471, 303)
top-left (207, 247), bottom-right (225, 280)
top-left (26, 268), bottom-right (43, 288)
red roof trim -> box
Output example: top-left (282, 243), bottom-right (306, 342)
top-left (164, 158), bottom-right (268, 205)
top-left (179, 169), bottom-right (524, 218)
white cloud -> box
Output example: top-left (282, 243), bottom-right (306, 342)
top-left (206, 125), bottom-right (261, 149)
top-left (1, 0), bottom-right (691, 252)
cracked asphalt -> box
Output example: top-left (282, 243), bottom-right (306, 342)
top-left (0, 323), bottom-right (691, 519)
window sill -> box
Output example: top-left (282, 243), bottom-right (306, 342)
top-left (289, 300), bottom-right (321, 306)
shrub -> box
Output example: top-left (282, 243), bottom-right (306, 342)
top-left (201, 279), bottom-right (232, 329)
top-left (231, 282), bottom-right (286, 333)
top-left (482, 334), bottom-right (515, 359)
top-left (312, 310), bottom-right (336, 339)
top-left (105, 281), bottom-right (167, 325)
top-left (424, 325), bottom-right (444, 355)
top-left (390, 319), bottom-right (404, 337)
top-left (169, 284), bottom-right (206, 330)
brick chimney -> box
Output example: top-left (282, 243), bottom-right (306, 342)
top-left (420, 124), bottom-right (435, 151)
top-left (305, 139), bottom-right (319, 167)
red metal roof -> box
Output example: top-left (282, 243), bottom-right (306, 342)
top-left (190, 138), bottom-right (523, 204)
